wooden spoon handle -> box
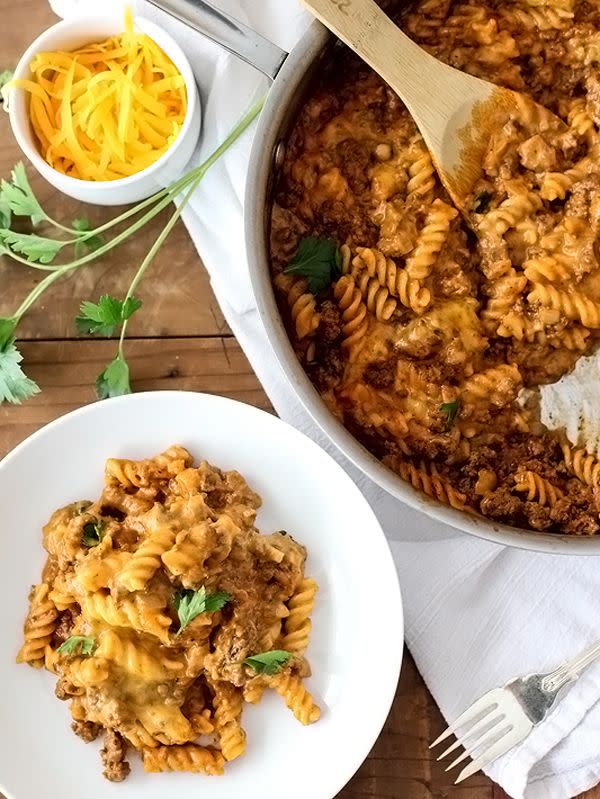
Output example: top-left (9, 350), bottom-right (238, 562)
top-left (298, 0), bottom-right (444, 115)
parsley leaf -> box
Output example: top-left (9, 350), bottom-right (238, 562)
top-left (96, 353), bottom-right (132, 399)
top-left (284, 236), bottom-right (342, 294)
top-left (0, 230), bottom-right (62, 263)
top-left (56, 636), bottom-right (95, 657)
top-left (0, 162), bottom-right (46, 226)
top-left (0, 317), bottom-right (16, 351)
top-left (0, 339), bottom-right (40, 404)
top-left (243, 650), bottom-right (293, 675)
top-left (0, 70), bottom-right (13, 105)
top-left (0, 194), bottom-right (11, 229)
top-left (174, 586), bottom-right (231, 635)
top-left (440, 399), bottom-right (460, 430)
top-left (82, 518), bottom-right (105, 547)
top-left (77, 295), bottom-right (142, 336)
top-left (473, 190), bottom-right (492, 214)
top-left (73, 216), bottom-right (104, 258)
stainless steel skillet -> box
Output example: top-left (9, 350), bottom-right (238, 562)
top-left (148, 0), bottom-right (600, 554)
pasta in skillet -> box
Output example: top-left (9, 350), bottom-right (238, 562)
top-left (17, 446), bottom-right (319, 780)
top-left (271, 0), bottom-right (600, 534)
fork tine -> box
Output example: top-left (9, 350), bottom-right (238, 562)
top-left (455, 727), bottom-right (517, 784)
top-left (436, 712), bottom-right (504, 761)
top-left (445, 723), bottom-right (512, 773)
top-left (430, 691), bottom-right (499, 748)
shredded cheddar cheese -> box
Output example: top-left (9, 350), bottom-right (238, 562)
top-left (10, 10), bottom-right (187, 180)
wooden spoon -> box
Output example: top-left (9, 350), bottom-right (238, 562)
top-left (299, 0), bottom-right (565, 209)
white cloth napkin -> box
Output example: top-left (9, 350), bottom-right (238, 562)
top-left (45, 1), bottom-right (600, 795)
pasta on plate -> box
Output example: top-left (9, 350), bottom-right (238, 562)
top-left (17, 446), bottom-right (319, 780)
top-left (270, 0), bottom-right (600, 535)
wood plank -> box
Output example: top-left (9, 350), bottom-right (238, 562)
top-left (0, 337), bottom-right (268, 456)
top-left (0, 0), bottom-right (228, 339)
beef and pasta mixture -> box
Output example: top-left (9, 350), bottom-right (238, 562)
top-left (271, 0), bottom-right (600, 534)
top-left (18, 447), bottom-right (319, 779)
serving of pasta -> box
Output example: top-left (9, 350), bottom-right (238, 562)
top-left (16, 445), bottom-right (319, 781)
top-left (271, 0), bottom-right (600, 535)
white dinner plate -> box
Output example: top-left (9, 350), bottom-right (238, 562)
top-left (0, 391), bottom-right (403, 799)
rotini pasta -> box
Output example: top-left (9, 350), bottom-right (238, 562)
top-left (514, 470), bottom-right (564, 506)
top-left (16, 584), bottom-right (59, 667)
top-left (142, 744), bottom-right (226, 774)
top-left (270, 0), bottom-right (600, 534)
top-left (18, 448), bottom-right (320, 779)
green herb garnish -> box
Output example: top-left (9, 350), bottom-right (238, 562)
top-left (440, 399), bottom-right (460, 430)
top-left (0, 337), bottom-right (40, 403)
top-left (0, 98), bottom-right (265, 405)
top-left (243, 650), bottom-right (293, 675)
top-left (174, 586), bottom-right (231, 635)
top-left (473, 190), bottom-right (492, 214)
top-left (284, 236), bottom-right (342, 294)
top-left (56, 635), bottom-right (95, 656)
top-left (82, 519), bottom-right (106, 547)
top-left (76, 295), bottom-right (142, 337)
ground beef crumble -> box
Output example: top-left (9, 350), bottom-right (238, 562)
top-left (100, 730), bottom-right (130, 783)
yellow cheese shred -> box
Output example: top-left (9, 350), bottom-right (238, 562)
top-left (7, 8), bottom-right (187, 181)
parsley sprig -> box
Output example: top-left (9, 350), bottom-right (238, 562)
top-left (174, 586), bottom-right (231, 635)
top-left (243, 650), bottom-right (293, 675)
top-left (440, 399), bottom-right (460, 430)
top-left (284, 236), bottom-right (342, 294)
top-left (82, 518), bottom-right (106, 547)
top-left (56, 635), bottom-right (96, 656)
top-left (0, 98), bottom-right (265, 403)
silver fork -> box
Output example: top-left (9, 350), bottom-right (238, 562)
top-left (431, 640), bottom-right (600, 783)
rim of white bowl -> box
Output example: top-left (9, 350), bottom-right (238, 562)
top-left (8, 15), bottom-right (198, 190)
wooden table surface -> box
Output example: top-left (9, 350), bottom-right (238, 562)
top-left (1, 2), bottom-right (598, 798)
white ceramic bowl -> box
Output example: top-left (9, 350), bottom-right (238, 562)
top-left (8, 14), bottom-right (201, 205)
top-left (0, 391), bottom-right (403, 799)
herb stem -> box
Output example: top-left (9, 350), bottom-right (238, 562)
top-left (117, 173), bottom-right (202, 355)
top-left (10, 97), bottom-right (265, 328)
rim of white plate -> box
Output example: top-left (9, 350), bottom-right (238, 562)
top-left (0, 390), bottom-right (403, 799)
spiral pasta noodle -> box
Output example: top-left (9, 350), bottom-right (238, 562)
top-left (528, 284), bottom-right (600, 328)
top-left (394, 460), bottom-right (468, 511)
top-left (514, 470), bottom-right (564, 506)
top-left (280, 578), bottom-right (318, 655)
top-left (405, 199), bottom-right (457, 281)
top-left (269, 672), bottom-right (321, 725)
top-left (17, 584), bottom-right (59, 667)
top-left (352, 247), bottom-right (430, 314)
top-left (333, 275), bottom-right (369, 357)
top-left (275, 273), bottom-right (320, 339)
top-left (142, 745), bottom-right (226, 774)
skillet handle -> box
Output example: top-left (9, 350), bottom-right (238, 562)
top-left (145, 0), bottom-right (288, 79)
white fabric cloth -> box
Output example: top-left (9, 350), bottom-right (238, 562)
top-left (47, 1), bottom-right (600, 795)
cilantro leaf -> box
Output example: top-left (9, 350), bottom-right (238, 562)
top-left (82, 518), bottom-right (105, 547)
top-left (56, 636), bottom-right (95, 657)
top-left (243, 650), bottom-right (293, 676)
top-left (95, 353), bottom-right (132, 399)
top-left (0, 229), bottom-right (62, 263)
top-left (284, 236), bottom-right (342, 294)
top-left (440, 399), bottom-right (460, 430)
top-left (0, 339), bottom-right (40, 404)
top-left (174, 586), bottom-right (231, 635)
top-left (0, 317), bottom-right (16, 351)
top-left (0, 162), bottom-right (46, 226)
top-left (73, 216), bottom-right (104, 258)
top-left (77, 295), bottom-right (142, 336)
